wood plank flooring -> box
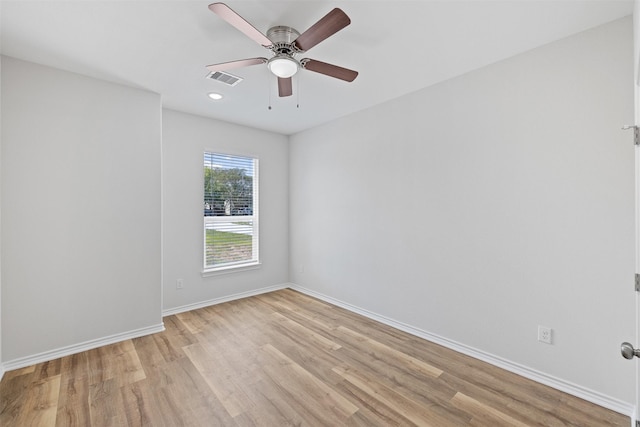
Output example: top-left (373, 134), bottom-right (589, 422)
top-left (0, 289), bottom-right (630, 426)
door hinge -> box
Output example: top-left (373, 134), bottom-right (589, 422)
top-left (635, 274), bottom-right (640, 292)
top-left (622, 125), bottom-right (640, 145)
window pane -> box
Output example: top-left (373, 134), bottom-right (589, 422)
top-left (204, 153), bottom-right (253, 217)
top-left (205, 220), bottom-right (254, 266)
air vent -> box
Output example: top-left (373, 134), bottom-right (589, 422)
top-left (206, 71), bottom-right (243, 86)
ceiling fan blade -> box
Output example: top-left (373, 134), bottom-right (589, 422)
top-left (302, 59), bottom-right (358, 82)
top-left (206, 58), bottom-right (267, 72)
top-left (293, 8), bottom-right (350, 52)
top-left (209, 3), bottom-right (272, 47)
top-left (278, 77), bottom-right (293, 97)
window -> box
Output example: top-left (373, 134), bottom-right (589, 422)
top-left (203, 152), bottom-right (259, 272)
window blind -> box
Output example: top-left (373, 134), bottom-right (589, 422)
top-left (203, 152), bottom-right (259, 270)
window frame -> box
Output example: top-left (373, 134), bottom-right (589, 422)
top-left (202, 151), bottom-right (260, 275)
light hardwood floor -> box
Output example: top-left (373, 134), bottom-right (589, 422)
top-left (0, 289), bottom-right (630, 426)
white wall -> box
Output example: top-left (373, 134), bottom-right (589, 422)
top-left (636, 1), bottom-right (640, 87)
top-left (1, 57), bottom-right (163, 363)
top-left (0, 36), bottom-right (3, 378)
top-left (162, 109), bottom-right (289, 313)
top-left (290, 17), bottom-right (635, 405)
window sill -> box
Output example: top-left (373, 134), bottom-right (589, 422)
top-left (202, 262), bottom-right (262, 277)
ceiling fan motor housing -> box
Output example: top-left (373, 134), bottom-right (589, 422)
top-left (267, 26), bottom-right (302, 55)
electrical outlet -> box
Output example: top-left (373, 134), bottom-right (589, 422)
top-left (176, 279), bottom-right (184, 290)
top-left (538, 325), bottom-right (552, 344)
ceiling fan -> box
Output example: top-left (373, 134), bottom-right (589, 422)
top-left (206, 3), bottom-right (358, 97)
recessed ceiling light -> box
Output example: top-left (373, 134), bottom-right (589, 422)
top-left (208, 92), bottom-right (223, 100)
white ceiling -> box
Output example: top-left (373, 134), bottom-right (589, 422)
top-left (1, 0), bottom-right (634, 135)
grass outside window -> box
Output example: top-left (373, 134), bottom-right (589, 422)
top-left (205, 229), bottom-right (253, 265)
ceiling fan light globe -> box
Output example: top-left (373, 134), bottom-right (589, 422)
top-left (268, 56), bottom-right (299, 78)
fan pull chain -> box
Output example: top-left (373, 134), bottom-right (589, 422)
top-left (296, 74), bottom-right (300, 109)
top-left (268, 79), bottom-right (272, 110)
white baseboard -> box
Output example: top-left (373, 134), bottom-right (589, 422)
top-left (162, 283), bottom-right (288, 317)
top-left (2, 323), bottom-right (165, 373)
top-left (289, 284), bottom-right (636, 419)
top-left (0, 363), bottom-right (5, 382)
